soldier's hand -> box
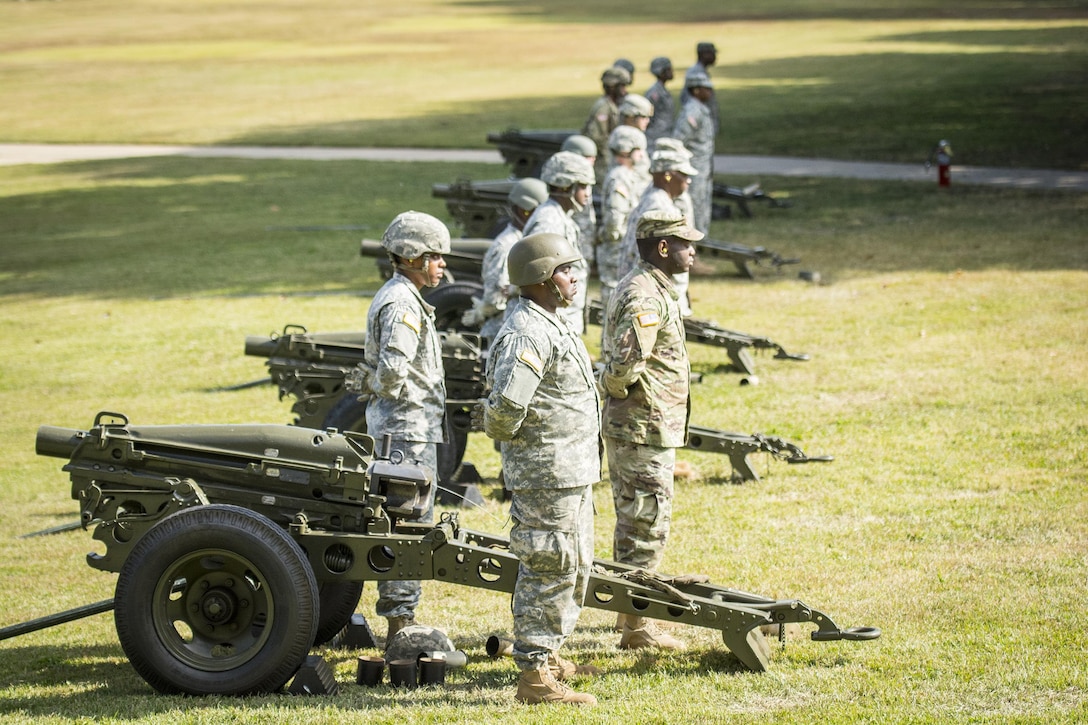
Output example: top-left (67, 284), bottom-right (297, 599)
top-left (469, 397), bottom-right (487, 432)
top-left (345, 361), bottom-right (372, 400)
top-left (601, 372), bottom-right (629, 400)
top-left (460, 297), bottom-right (487, 328)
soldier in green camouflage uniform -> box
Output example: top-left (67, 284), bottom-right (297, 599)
top-left (598, 125), bottom-right (649, 308)
top-left (482, 232), bottom-right (601, 706)
top-left (358, 211), bottom-right (450, 643)
top-left (599, 209), bottom-right (702, 651)
top-left (582, 66), bottom-right (630, 185)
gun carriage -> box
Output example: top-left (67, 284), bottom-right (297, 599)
top-left (14, 412), bottom-right (878, 696)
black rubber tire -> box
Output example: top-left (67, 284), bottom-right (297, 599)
top-left (313, 580), bottom-right (365, 646)
top-left (323, 394), bottom-right (465, 485)
top-left (113, 504), bottom-right (319, 695)
top-left (424, 280), bottom-right (484, 333)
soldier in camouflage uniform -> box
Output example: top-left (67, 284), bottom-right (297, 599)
top-left (673, 71), bottom-right (716, 235)
top-left (648, 138), bottom-right (697, 316)
top-left (614, 93), bottom-right (654, 180)
top-left (617, 147), bottom-right (699, 320)
top-left (524, 151), bottom-right (596, 336)
top-left (559, 134), bottom-right (599, 279)
top-left (644, 57), bottom-right (675, 153)
top-left (358, 210), bottom-right (451, 643)
top-left (581, 66), bottom-right (630, 185)
top-left (482, 232), bottom-right (601, 706)
top-left (599, 209), bottom-right (703, 651)
top-left (679, 41), bottom-right (720, 133)
top-left (462, 178), bottom-right (549, 341)
top-left (598, 125), bottom-right (649, 308)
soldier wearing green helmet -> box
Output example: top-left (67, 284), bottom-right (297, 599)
top-left (482, 232), bottom-right (601, 706)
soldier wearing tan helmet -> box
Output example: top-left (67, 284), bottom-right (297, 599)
top-left (560, 134), bottom-right (600, 282)
top-left (482, 232), bottom-right (601, 706)
top-left (357, 211), bottom-right (451, 643)
top-left (524, 151), bottom-right (596, 335)
top-left (463, 178), bottom-right (550, 340)
top-left (582, 65), bottom-right (631, 184)
top-left (598, 125), bottom-right (650, 308)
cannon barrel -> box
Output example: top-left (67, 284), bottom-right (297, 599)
top-left (244, 335), bottom-right (278, 358)
top-left (36, 425), bottom-right (86, 460)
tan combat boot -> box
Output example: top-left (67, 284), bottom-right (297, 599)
top-left (516, 667), bottom-right (597, 705)
top-left (548, 652), bottom-right (600, 681)
top-left (618, 615), bottom-right (686, 651)
top-left (383, 614), bottom-right (413, 649)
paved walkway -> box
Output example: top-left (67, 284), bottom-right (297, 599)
top-left (2, 143), bottom-right (1085, 191)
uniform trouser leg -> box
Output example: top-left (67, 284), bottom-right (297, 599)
top-left (376, 439), bottom-right (437, 619)
top-left (606, 437), bottom-right (675, 571)
top-left (510, 485), bottom-right (594, 672)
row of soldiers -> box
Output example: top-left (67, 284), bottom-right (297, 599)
top-left (352, 42), bottom-right (722, 707)
top-left (359, 204), bottom-right (701, 706)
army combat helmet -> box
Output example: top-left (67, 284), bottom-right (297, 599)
top-left (380, 210), bottom-right (451, 260)
top-left (540, 151), bottom-right (595, 213)
top-left (507, 177), bottom-right (549, 213)
top-left (508, 232), bottom-right (582, 288)
top-left (381, 210), bottom-right (451, 287)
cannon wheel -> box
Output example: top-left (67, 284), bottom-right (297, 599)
top-left (113, 504), bottom-right (319, 695)
top-left (424, 280), bottom-right (484, 333)
top-left (323, 394), bottom-right (466, 486)
top-left (314, 581), bottom-right (364, 646)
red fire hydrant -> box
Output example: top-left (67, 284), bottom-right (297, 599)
top-left (926, 139), bottom-right (953, 187)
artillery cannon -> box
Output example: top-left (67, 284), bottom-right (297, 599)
top-left (485, 127), bottom-right (792, 218)
top-left (18, 411), bottom-right (878, 695)
top-left (360, 237), bottom-right (810, 377)
top-left (246, 324), bottom-right (828, 483)
top-left (432, 179), bottom-right (796, 278)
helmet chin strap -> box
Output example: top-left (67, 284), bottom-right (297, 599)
top-left (569, 191), bottom-right (585, 213)
top-left (548, 278), bottom-right (573, 307)
top-left (394, 253), bottom-right (442, 287)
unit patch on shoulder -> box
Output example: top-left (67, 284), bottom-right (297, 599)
top-left (636, 311), bottom-right (661, 328)
top-left (400, 311), bottom-right (422, 334)
top-left (518, 348), bottom-right (543, 373)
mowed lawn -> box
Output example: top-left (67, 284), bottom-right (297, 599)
top-left (0, 1), bottom-right (1086, 723)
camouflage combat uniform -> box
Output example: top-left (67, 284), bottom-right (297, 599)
top-left (582, 95), bottom-right (620, 185)
top-left (483, 297), bottom-right (601, 673)
top-left (479, 222), bottom-right (522, 341)
top-left (363, 272), bottom-right (446, 618)
top-left (618, 186), bottom-right (681, 281)
top-left (673, 96), bottom-right (715, 235)
top-left (523, 199), bottom-right (588, 336)
top-left (599, 261), bottom-right (690, 571)
top-left (598, 164), bottom-right (648, 305)
top-left (644, 79), bottom-right (675, 152)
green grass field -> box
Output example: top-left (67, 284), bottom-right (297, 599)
top-left (1, 1), bottom-right (1087, 723)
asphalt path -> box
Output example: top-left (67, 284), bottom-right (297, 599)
top-left (1, 142), bottom-right (1085, 191)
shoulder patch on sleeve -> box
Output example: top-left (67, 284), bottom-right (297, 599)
top-left (636, 311), bottom-right (661, 328)
top-left (518, 348), bottom-right (543, 372)
top-left (687, 115), bottom-right (698, 128)
top-left (400, 311), bottom-right (422, 334)
top-left (615, 183), bottom-right (629, 199)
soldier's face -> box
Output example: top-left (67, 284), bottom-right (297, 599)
top-left (410, 252), bottom-right (446, 288)
top-left (572, 183), bottom-right (591, 209)
top-left (550, 264), bottom-right (577, 306)
top-left (663, 239), bottom-right (696, 275)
